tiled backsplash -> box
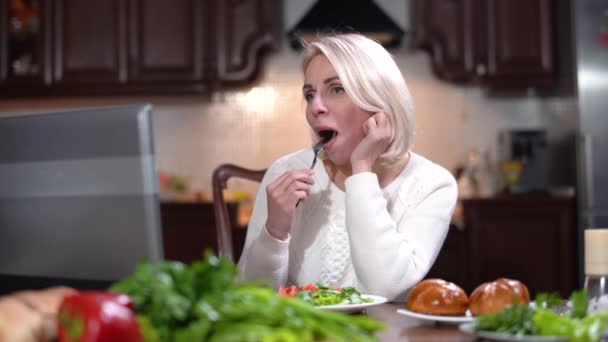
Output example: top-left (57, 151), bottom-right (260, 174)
top-left (0, 45), bottom-right (577, 196)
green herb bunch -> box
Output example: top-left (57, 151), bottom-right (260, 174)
top-left (110, 251), bottom-right (384, 342)
top-left (474, 290), bottom-right (608, 342)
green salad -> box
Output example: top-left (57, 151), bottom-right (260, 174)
top-left (278, 283), bottom-right (373, 306)
top-left (473, 290), bottom-right (608, 342)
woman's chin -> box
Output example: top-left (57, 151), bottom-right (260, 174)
top-left (325, 154), bottom-right (350, 167)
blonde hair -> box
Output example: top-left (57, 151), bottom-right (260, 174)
top-left (301, 33), bottom-right (415, 170)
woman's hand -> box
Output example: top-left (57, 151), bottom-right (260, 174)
top-left (265, 169), bottom-right (314, 240)
top-left (350, 112), bottom-right (393, 173)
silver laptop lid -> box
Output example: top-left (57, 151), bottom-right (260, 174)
top-left (0, 104), bottom-right (163, 281)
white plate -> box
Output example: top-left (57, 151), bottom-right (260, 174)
top-left (318, 294), bottom-right (388, 313)
top-left (459, 322), bottom-right (568, 342)
top-left (396, 308), bottom-right (475, 325)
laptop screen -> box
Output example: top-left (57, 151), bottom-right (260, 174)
top-left (0, 104), bottom-right (163, 293)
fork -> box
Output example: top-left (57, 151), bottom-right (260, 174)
top-left (310, 140), bottom-right (325, 169)
top-left (296, 141), bottom-right (325, 208)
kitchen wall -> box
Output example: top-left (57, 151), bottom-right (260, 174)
top-left (0, 1), bottom-right (578, 196)
top-left (0, 43), bottom-right (577, 196)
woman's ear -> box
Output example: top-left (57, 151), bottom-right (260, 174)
top-left (386, 112), bottom-right (396, 142)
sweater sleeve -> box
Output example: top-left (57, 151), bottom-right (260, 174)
top-left (344, 168), bottom-right (457, 301)
top-left (237, 161), bottom-right (290, 288)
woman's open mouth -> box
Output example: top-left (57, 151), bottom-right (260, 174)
top-left (319, 130), bottom-right (337, 147)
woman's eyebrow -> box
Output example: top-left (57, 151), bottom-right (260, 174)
top-left (302, 76), bottom-right (340, 92)
top-left (323, 76), bottom-right (339, 84)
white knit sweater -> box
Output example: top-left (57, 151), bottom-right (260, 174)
top-left (237, 149), bottom-right (457, 301)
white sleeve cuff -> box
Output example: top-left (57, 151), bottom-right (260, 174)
top-left (345, 172), bottom-right (380, 192)
top-left (262, 224), bottom-right (291, 244)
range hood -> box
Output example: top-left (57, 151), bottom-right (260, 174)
top-left (287, 0), bottom-right (405, 49)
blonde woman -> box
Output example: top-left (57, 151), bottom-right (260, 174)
top-left (238, 33), bottom-right (457, 301)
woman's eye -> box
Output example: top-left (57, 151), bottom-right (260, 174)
top-left (304, 93), bottom-right (315, 102)
top-left (331, 86), bottom-right (345, 95)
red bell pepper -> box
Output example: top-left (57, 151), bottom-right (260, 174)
top-left (57, 291), bottom-right (142, 342)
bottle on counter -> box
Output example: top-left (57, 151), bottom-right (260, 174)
top-left (457, 149), bottom-right (497, 198)
top-left (477, 150), bottom-right (497, 197)
top-left (583, 229), bottom-right (608, 314)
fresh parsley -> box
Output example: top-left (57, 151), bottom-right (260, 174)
top-left (110, 251), bottom-right (384, 341)
top-left (473, 290), bottom-right (608, 342)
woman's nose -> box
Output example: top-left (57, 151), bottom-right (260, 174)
top-left (310, 94), bottom-right (327, 116)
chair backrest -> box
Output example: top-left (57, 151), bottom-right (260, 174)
top-left (212, 163), bottom-right (266, 262)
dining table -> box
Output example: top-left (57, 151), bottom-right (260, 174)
top-left (364, 303), bottom-right (475, 341)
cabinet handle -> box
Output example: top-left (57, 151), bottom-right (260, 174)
top-left (476, 64), bottom-right (487, 76)
top-left (580, 134), bottom-right (595, 211)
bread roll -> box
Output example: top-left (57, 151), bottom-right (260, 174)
top-left (406, 279), bottom-right (469, 316)
top-left (469, 278), bottom-right (530, 316)
top-left (0, 287), bottom-right (76, 342)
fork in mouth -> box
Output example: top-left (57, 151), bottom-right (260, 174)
top-left (310, 140), bottom-right (325, 169)
top-left (310, 131), bottom-right (335, 169)
top-left (296, 134), bottom-right (333, 207)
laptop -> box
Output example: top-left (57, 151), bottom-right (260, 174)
top-left (0, 104), bottom-right (163, 293)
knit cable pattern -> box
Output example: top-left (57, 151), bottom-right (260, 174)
top-left (319, 203), bottom-right (350, 286)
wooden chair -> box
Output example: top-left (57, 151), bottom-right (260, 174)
top-left (212, 164), bottom-right (266, 262)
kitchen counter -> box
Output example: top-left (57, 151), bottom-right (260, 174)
top-left (365, 303), bottom-right (473, 341)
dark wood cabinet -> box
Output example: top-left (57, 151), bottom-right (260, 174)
top-left (464, 196), bottom-right (576, 297)
top-left (163, 196), bottom-right (576, 297)
top-left (414, 0), bottom-right (474, 82)
top-left (476, 0), bottom-right (553, 87)
top-left (128, 0), bottom-right (205, 84)
top-left (215, 0), bottom-right (280, 84)
top-left (427, 196), bottom-right (577, 297)
top-left (0, 0), bottom-right (52, 93)
top-left (0, 0), bottom-right (280, 96)
top-left (414, 0), bottom-right (554, 88)
top-left (425, 224), bottom-right (470, 289)
top-left (160, 201), bottom-right (247, 264)
top-left (52, 0), bottom-right (126, 86)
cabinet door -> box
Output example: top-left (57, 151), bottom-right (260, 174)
top-left (52, 0), bottom-right (127, 86)
top-left (0, 0), bottom-right (52, 94)
top-left (414, 0), bottom-right (475, 82)
top-left (128, 0), bottom-right (204, 84)
top-left (1, 0), bottom-right (281, 96)
top-left (160, 202), bottom-right (240, 264)
top-left (161, 202), bottom-right (218, 264)
top-left (464, 197), bottom-right (576, 297)
top-left (215, 0), bottom-right (280, 83)
top-left (477, 0), bottom-right (553, 87)
top-left (425, 224), bottom-right (471, 292)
